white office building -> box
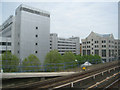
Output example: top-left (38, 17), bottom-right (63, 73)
top-left (0, 15), bottom-right (15, 55)
top-left (82, 31), bottom-right (115, 62)
top-left (50, 33), bottom-right (80, 55)
top-left (1, 4), bottom-right (50, 64)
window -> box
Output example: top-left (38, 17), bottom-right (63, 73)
top-left (109, 50), bottom-right (111, 57)
top-left (35, 51), bottom-right (38, 53)
top-left (95, 50), bottom-right (99, 55)
top-left (83, 50), bottom-right (86, 55)
top-left (87, 50), bottom-right (91, 55)
top-left (95, 45), bottom-right (96, 48)
top-left (104, 45), bottom-right (106, 47)
top-left (2, 42), bottom-right (6, 45)
top-left (92, 39), bottom-right (93, 41)
top-left (18, 42), bottom-right (19, 45)
top-left (35, 43), bottom-right (38, 45)
top-left (36, 27), bottom-right (38, 29)
top-left (104, 40), bottom-right (106, 43)
top-left (102, 50), bottom-right (106, 57)
top-left (36, 35), bottom-right (38, 37)
top-left (8, 42), bottom-right (11, 46)
top-left (92, 43), bottom-right (93, 45)
top-left (18, 51), bottom-right (19, 53)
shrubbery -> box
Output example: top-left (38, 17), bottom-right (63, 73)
top-left (2, 51), bottom-right (19, 72)
top-left (22, 54), bottom-right (41, 72)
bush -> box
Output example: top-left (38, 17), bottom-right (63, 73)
top-left (44, 50), bottom-right (63, 71)
top-left (2, 51), bottom-right (19, 72)
top-left (22, 54), bottom-right (41, 72)
top-left (63, 52), bottom-right (77, 69)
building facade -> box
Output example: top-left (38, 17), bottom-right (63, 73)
top-left (50, 33), bottom-right (80, 55)
top-left (1, 4), bottom-right (50, 64)
top-left (0, 15), bottom-right (15, 55)
top-left (81, 31), bottom-right (115, 62)
top-left (114, 39), bottom-right (120, 60)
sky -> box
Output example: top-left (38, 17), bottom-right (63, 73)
top-left (1, 2), bottom-right (118, 41)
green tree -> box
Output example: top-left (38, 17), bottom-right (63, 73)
top-left (94, 54), bottom-right (102, 64)
top-left (44, 50), bottom-right (63, 71)
top-left (22, 54), bottom-right (41, 72)
top-left (63, 52), bottom-right (76, 69)
top-left (75, 54), bottom-right (84, 64)
top-left (2, 51), bottom-right (19, 72)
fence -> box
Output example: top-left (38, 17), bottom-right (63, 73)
top-left (0, 59), bottom-right (101, 72)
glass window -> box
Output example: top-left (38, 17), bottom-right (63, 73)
top-left (35, 51), bottom-right (38, 53)
top-left (36, 35), bottom-right (38, 37)
top-left (95, 50), bottom-right (99, 55)
top-left (87, 50), bottom-right (91, 55)
top-left (102, 50), bottom-right (106, 57)
top-left (83, 50), bottom-right (86, 55)
top-left (36, 27), bottom-right (38, 29)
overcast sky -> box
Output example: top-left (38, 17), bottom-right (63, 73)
top-left (1, 2), bottom-right (118, 41)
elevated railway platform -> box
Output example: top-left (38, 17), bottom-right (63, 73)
top-left (2, 60), bottom-right (120, 89)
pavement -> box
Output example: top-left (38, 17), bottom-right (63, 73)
top-left (2, 72), bottom-right (77, 79)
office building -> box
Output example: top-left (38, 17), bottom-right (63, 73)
top-left (114, 39), bottom-right (120, 60)
top-left (0, 15), bottom-right (15, 55)
top-left (81, 31), bottom-right (115, 62)
top-left (1, 4), bottom-right (50, 64)
top-left (50, 33), bottom-right (80, 55)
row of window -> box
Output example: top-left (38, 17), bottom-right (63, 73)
top-left (102, 45), bottom-right (106, 48)
top-left (58, 50), bottom-right (76, 52)
top-left (58, 47), bottom-right (76, 49)
top-left (83, 49), bottom-right (114, 57)
top-left (82, 40), bottom-right (114, 44)
top-left (58, 44), bottom-right (76, 47)
top-left (82, 45), bottom-right (115, 48)
top-left (0, 50), bottom-right (11, 54)
top-left (109, 45), bottom-right (114, 48)
top-left (58, 41), bottom-right (76, 44)
top-left (20, 7), bottom-right (50, 17)
top-left (0, 42), bottom-right (11, 46)
top-left (17, 50), bottom-right (38, 54)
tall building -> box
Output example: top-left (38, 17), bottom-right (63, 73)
top-left (81, 31), bottom-right (115, 62)
top-left (1, 4), bottom-right (50, 64)
top-left (50, 33), bottom-right (80, 55)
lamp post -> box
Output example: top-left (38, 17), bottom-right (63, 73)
top-left (75, 59), bottom-right (78, 72)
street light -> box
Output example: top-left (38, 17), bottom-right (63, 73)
top-left (75, 59), bottom-right (78, 72)
top-left (75, 59), bottom-right (77, 62)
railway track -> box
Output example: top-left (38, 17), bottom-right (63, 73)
top-left (3, 61), bottom-right (120, 90)
top-left (87, 72), bottom-right (120, 89)
top-left (105, 78), bottom-right (120, 89)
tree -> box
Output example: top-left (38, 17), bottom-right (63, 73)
top-left (94, 54), bottom-right (102, 64)
top-left (22, 54), bottom-right (41, 72)
top-left (63, 52), bottom-right (76, 69)
top-left (2, 51), bottom-right (19, 72)
top-left (75, 54), bottom-right (84, 64)
top-left (44, 50), bottom-right (63, 71)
